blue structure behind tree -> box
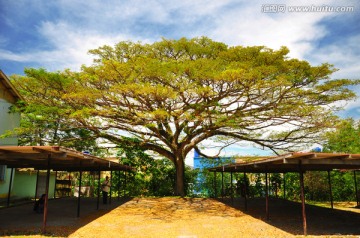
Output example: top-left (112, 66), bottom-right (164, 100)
top-left (192, 150), bottom-right (234, 197)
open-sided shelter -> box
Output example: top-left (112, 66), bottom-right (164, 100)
top-left (0, 145), bottom-right (133, 232)
top-left (209, 152), bottom-right (360, 235)
top-left (0, 70), bottom-right (133, 233)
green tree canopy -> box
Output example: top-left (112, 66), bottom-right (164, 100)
top-left (322, 119), bottom-right (360, 153)
top-left (9, 68), bottom-right (101, 153)
top-left (11, 37), bottom-right (360, 196)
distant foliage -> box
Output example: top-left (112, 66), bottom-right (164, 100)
top-left (321, 118), bottom-right (360, 201)
top-left (323, 119), bottom-right (360, 154)
top-left (304, 171), bottom-right (329, 201)
top-left (113, 137), bottom-right (198, 197)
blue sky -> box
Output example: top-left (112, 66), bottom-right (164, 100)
top-left (0, 0), bottom-right (359, 159)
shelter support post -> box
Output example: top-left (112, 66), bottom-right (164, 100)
top-left (42, 155), bottom-right (51, 234)
top-left (34, 170), bottom-right (40, 202)
top-left (283, 173), bottom-right (286, 200)
top-left (68, 172), bottom-right (71, 197)
top-left (230, 172), bottom-right (233, 204)
top-left (124, 171), bottom-right (127, 197)
top-left (117, 170), bottom-right (120, 201)
top-left (244, 171), bottom-right (248, 211)
top-left (214, 172), bottom-right (217, 198)
top-left (54, 171), bottom-right (58, 198)
top-left (299, 169), bottom-right (307, 236)
top-left (327, 170), bottom-right (333, 209)
top-left (354, 171), bottom-right (359, 207)
top-left (6, 168), bottom-right (14, 207)
top-left (265, 172), bottom-right (269, 220)
top-left (77, 168), bottom-right (82, 218)
top-left (221, 171), bottom-right (224, 200)
top-left (97, 168), bottom-right (100, 210)
top-left (109, 170), bottom-right (112, 204)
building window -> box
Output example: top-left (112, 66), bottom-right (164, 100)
top-left (0, 165), bottom-right (6, 181)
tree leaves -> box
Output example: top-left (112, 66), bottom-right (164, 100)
top-left (322, 119), bottom-right (360, 154)
top-left (9, 37), bottom-right (360, 196)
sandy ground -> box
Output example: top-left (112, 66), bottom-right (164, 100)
top-left (0, 197), bottom-right (359, 238)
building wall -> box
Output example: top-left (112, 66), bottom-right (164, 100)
top-left (1, 72), bottom-right (65, 201)
top-left (0, 98), bottom-right (20, 198)
top-left (0, 72), bottom-right (21, 198)
top-left (192, 151), bottom-right (235, 195)
top-left (11, 171), bottom-right (37, 198)
top-left (0, 72), bottom-right (21, 144)
top-left (193, 150), bottom-right (234, 169)
top-left (0, 100), bottom-right (20, 145)
top-left (0, 169), bottom-right (14, 198)
top-left (12, 171), bottom-right (56, 199)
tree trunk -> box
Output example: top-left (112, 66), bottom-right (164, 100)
top-left (175, 157), bottom-right (185, 197)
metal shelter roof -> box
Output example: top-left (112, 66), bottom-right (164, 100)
top-left (0, 146), bottom-right (132, 172)
top-left (209, 152), bottom-right (360, 173)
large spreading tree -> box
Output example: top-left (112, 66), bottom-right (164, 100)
top-left (11, 37), bottom-right (359, 196)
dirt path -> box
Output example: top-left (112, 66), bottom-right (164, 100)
top-left (69, 197), bottom-right (293, 238)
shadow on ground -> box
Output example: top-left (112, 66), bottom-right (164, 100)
top-left (1, 196), bottom-right (360, 237)
top-left (221, 197), bottom-right (360, 236)
top-left (0, 196), bottom-right (131, 237)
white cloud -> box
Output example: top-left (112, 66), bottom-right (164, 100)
top-left (0, 21), bottom-right (136, 72)
top-left (2, 0), bottom-right (359, 159)
top-left (209, 1), bottom-right (335, 60)
top-left (307, 34), bottom-right (360, 113)
top-left (0, 49), bottom-right (32, 62)
top-left (1, 0), bottom-right (359, 83)
top-left (308, 35), bottom-right (360, 79)
top-left (36, 21), bottom-right (129, 70)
